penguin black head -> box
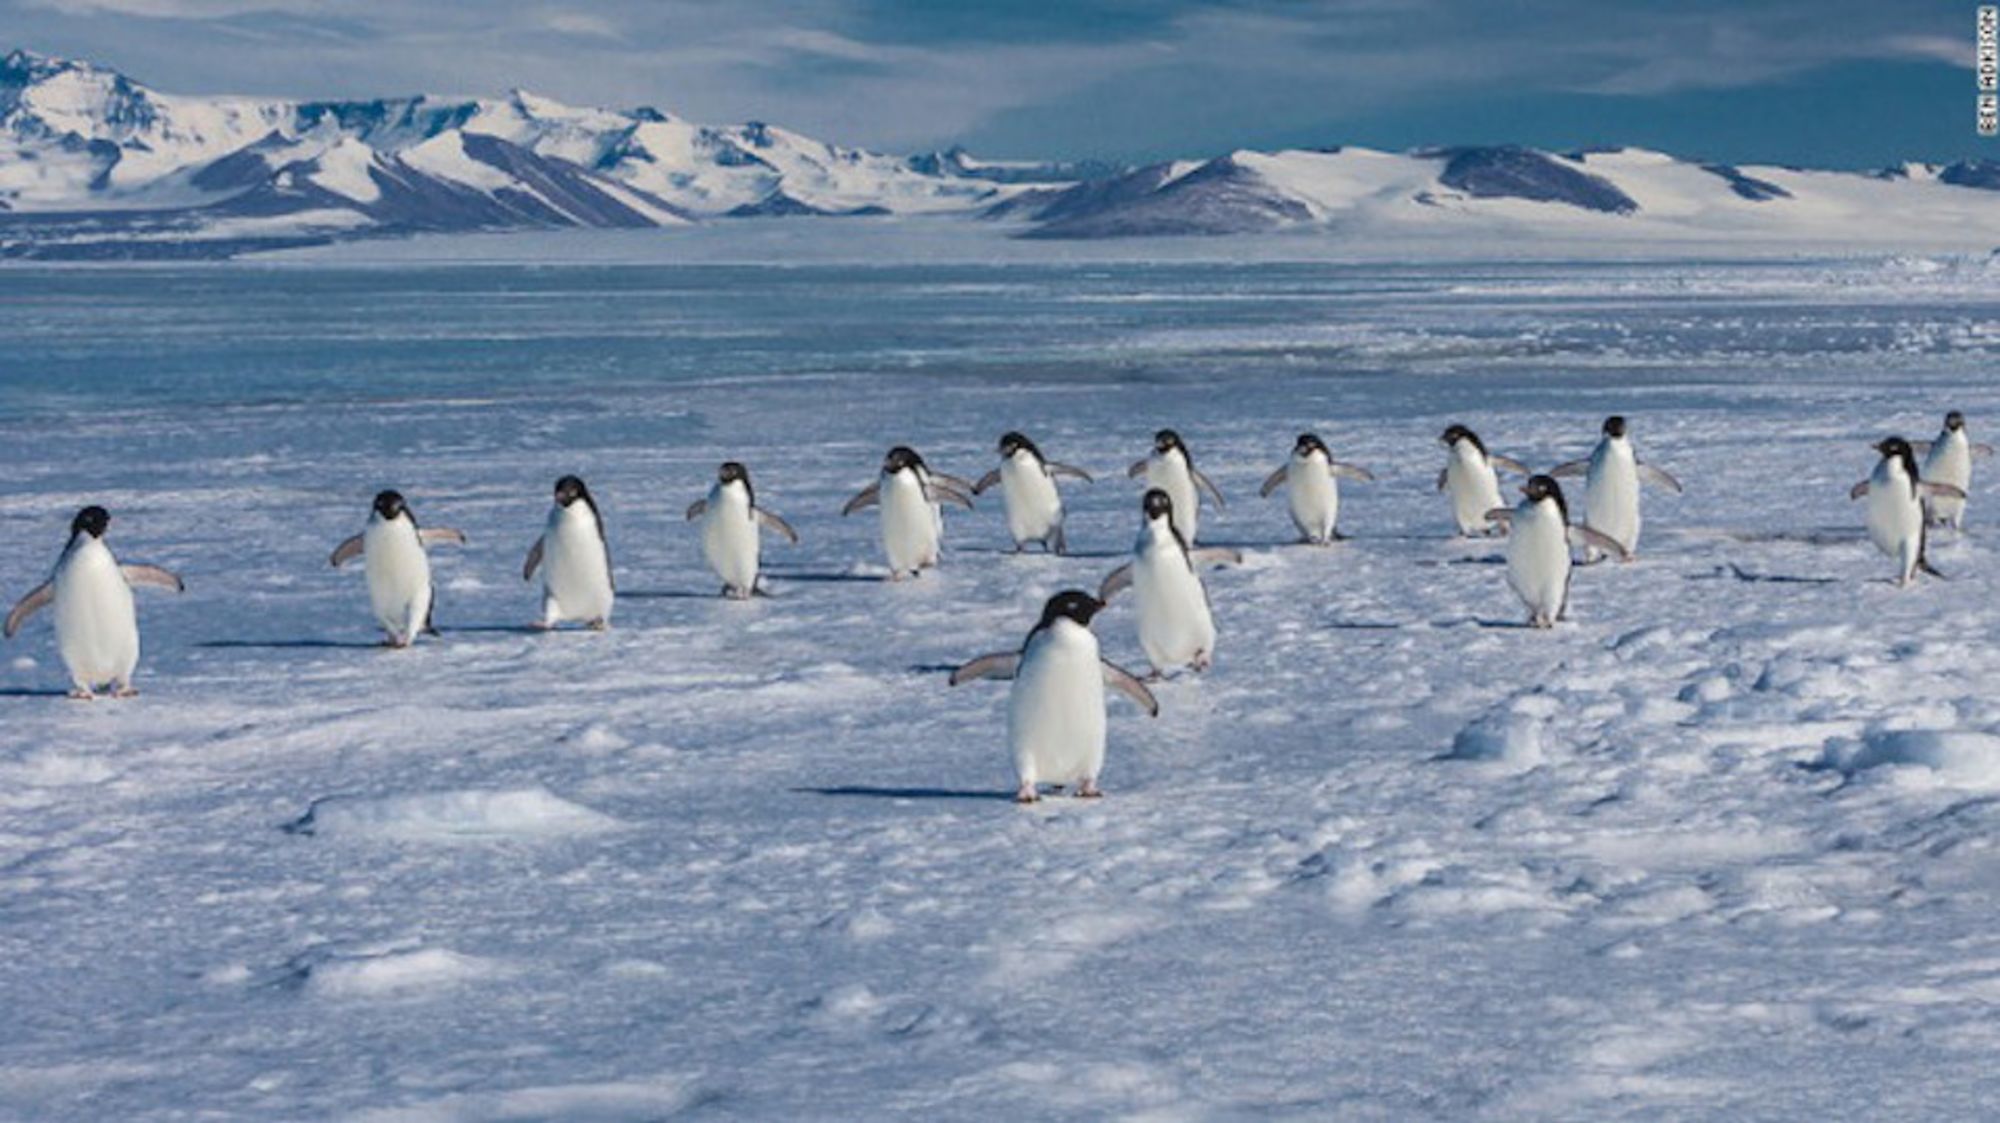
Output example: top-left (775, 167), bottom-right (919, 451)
top-left (71, 505), bottom-right (109, 540)
top-left (1440, 424), bottom-right (1485, 454)
top-left (1294, 432), bottom-right (1329, 458)
top-left (1153, 429), bottom-right (1184, 455)
top-left (372, 490), bottom-right (407, 521)
top-left (883, 446), bottom-right (923, 474)
top-left (997, 431), bottom-right (1039, 459)
top-left (1037, 589), bottom-right (1105, 630)
top-left (717, 461), bottom-right (749, 485)
top-left (553, 475), bottom-right (591, 507)
top-left (1603, 416), bottom-right (1628, 439)
top-left (1142, 488), bottom-right (1176, 522)
top-left (1945, 411), bottom-right (1966, 432)
top-left (1522, 474), bottom-right (1563, 503)
top-left (1873, 436), bottom-right (1920, 481)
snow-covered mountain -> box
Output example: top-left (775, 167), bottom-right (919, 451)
top-left (998, 145), bottom-right (2000, 247)
top-left (0, 49), bottom-right (1051, 256)
top-left (6, 47), bottom-right (2000, 258)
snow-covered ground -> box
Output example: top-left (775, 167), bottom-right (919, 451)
top-left (4, 245), bottom-right (2000, 1120)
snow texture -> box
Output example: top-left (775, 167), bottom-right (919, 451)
top-left (4, 245), bottom-right (2000, 1119)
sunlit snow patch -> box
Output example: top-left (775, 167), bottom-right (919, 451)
top-left (1821, 730), bottom-right (2000, 790)
top-left (306, 947), bottom-right (503, 999)
top-left (285, 787), bottom-right (621, 840)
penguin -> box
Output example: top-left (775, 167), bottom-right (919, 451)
top-left (970, 431), bottom-right (1093, 554)
top-left (1258, 432), bottom-right (1374, 544)
top-left (1850, 437), bottom-right (1965, 586)
top-left (841, 446), bottom-right (974, 580)
top-left (5, 506), bottom-right (184, 699)
top-left (1127, 429), bottom-right (1225, 542)
top-left (1913, 412), bottom-right (1993, 530)
top-left (1438, 424), bottom-right (1528, 537)
top-left (1097, 489), bottom-right (1241, 677)
top-left (522, 474), bottom-right (614, 629)
top-left (685, 462), bottom-right (799, 599)
top-left (949, 589), bottom-right (1158, 804)
top-left (1548, 416), bottom-right (1682, 561)
top-left (1484, 475), bottom-right (1630, 628)
top-left (329, 490), bottom-right (467, 647)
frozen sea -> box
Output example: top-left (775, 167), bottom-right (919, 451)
top-left (4, 231), bottom-right (2000, 1120)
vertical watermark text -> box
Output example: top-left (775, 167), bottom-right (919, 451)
top-left (1981, 5), bottom-right (1998, 136)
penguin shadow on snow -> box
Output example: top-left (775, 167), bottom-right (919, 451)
top-left (792, 784), bottom-right (1018, 803)
top-left (196, 638), bottom-right (388, 650)
top-left (1685, 563), bottom-right (1840, 586)
top-left (0, 686), bottom-right (71, 698)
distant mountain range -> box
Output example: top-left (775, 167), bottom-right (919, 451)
top-left (5, 48), bottom-right (2000, 259)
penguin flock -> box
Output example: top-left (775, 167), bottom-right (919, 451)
top-left (5, 412), bottom-right (1990, 803)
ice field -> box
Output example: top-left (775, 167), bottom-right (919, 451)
top-left (4, 239), bottom-right (2000, 1119)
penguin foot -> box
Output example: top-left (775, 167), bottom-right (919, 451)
top-left (1191, 652), bottom-right (1213, 673)
top-left (530, 621), bottom-right (554, 631)
top-left (1014, 784), bottom-right (1039, 804)
top-left (67, 687), bottom-right (94, 701)
top-left (587, 618), bottom-right (609, 631)
top-left (112, 684), bottom-right (138, 699)
top-left (1075, 780), bottom-right (1102, 799)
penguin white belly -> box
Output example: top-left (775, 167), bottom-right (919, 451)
top-left (363, 521), bottom-right (433, 640)
top-left (1866, 481), bottom-right (1923, 579)
top-left (54, 541), bottom-right (138, 687)
top-left (1000, 456), bottom-right (1063, 546)
top-left (1447, 451), bottom-right (1503, 535)
top-left (1148, 456), bottom-right (1201, 541)
top-left (881, 472), bottom-right (939, 575)
top-left (1584, 449), bottom-right (1640, 553)
top-left (1287, 459), bottom-right (1339, 542)
top-left (1132, 534), bottom-right (1216, 671)
top-left (701, 489), bottom-right (761, 595)
top-left (542, 507), bottom-right (614, 623)
top-left (1008, 624), bottom-right (1107, 788)
top-left (1506, 505), bottom-right (1572, 625)
top-left (1924, 438), bottom-right (1971, 525)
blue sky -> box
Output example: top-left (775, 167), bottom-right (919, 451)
top-left (5, 0), bottom-right (1993, 167)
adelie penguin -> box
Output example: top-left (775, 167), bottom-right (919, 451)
top-left (1098, 489), bottom-right (1241, 677)
top-left (686, 461), bottom-right (798, 599)
top-left (842, 446), bottom-right (974, 580)
top-left (1128, 429), bottom-right (1225, 543)
top-left (5, 506), bottom-right (184, 699)
top-left (1548, 416), bottom-right (1682, 561)
top-left (1913, 411), bottom-right (1993, 530)
top-left (1850, 437), bottom-right (1965, 586)
top-left (1438, 424), bottom-right (1528, 537)
top-left (329, 490), bottom-right (467, 647)
top-left (971, 431), bottom-right (1093, 554)
top-left (1485, 476), bottom-right (1630, 628)
top-left (523, 475), bottom-right (614, 629)
top-left (949, 589), bottom-right (1158, 804)
top-left (1259, 432), bottom-right (1374, 544)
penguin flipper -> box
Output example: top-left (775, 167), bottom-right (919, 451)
top-left (1548, 460), bottom-right (1588, 479)
top-left (522, 539), bottom-right (544, 581)
top-left (841, 484), bottom-right (880, 516)
top-left (1569, 524), bottom-right (1633, 562)
top-left (1974, 442), bottom-right (1995, 459)
top-left (1636, 463), bottom-right (1684, 494)
top-left (754, 508), bottom-right (801, 544)
top-left (1490, 455), bottom-right (1530, 476)
top-left (1098, 563), bottom-right (1134, 602)
top-left (1101, 660), bottom-right (1159, 717)
top-left (1330, 461), bottom-right (1375, 483)
top-left (1127, 458), bottom-right (1150, 479)
top-left (1911, 440), bottom-right (1934, 456)
top-left (1849, 481), bottom-right (1871, 500)
top-left (120, 564), bottom-right (185, 593)
top-left (4, 581), bottom-right (52, 638)
top-left (418, 528), bottom-right (467, 547)
top-left (1919, 481), bottom-right (1969, 501)
top-left (330, 534), bottom-right (366, 568)
top-left (1047, 463), bottom-right (1095, 484)
top-left (930, 472), bottom-right (978, 495)
top-left (1485, 508), bottom-right (1515, 529)
top-left (1191, 467), bottom-right (1227, 510)
top-left (1259, 466), bottom-right (1289, 498)
top-left (948, 651), bottom-right (1020, 686)
top-left (925, 482), bottom-right (976, 510)
top-left (1188, 546), bottom-right (1243, 569)
top-left (684, 499), bottom-right (708, 521)
top-left (1436, 467), bottom-right (1449, 492)
top-left (971, 469), bottom-right (1002, 495)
